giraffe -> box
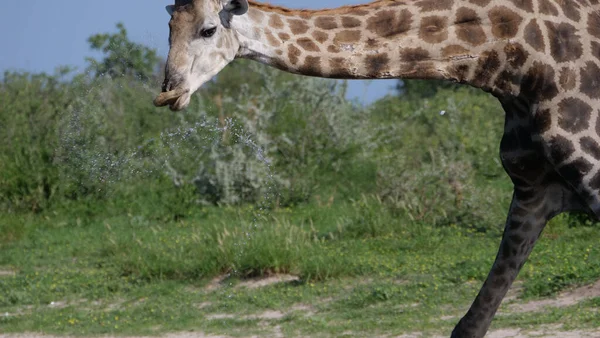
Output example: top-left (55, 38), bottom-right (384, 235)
top-left (154, 0), bottom-right (600, 336)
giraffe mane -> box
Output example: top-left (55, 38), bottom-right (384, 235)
top-left (248, 0), bottom-right (392, 16)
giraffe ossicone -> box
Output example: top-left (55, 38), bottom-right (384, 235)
top-left (155, 0), bottom-right (600, 337)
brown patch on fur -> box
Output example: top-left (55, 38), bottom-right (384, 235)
top-left (580, 137), bottom-right (600, 160)
top-left (548, 134), bottom-right (575, 165)
top-left (419, 16), bottom-right (448, 44)
top-left (300, 56), bottom-right (323, 76)
top-left (448, 64), bottom-right (471, 82)
top-left (580, 61), bottom-right (600, 99)
top-left (521, 61), bottom-right (558, 101)
top-left (507, 0), bottom-right (533, 12)
top-left (288, 45), bottom-right (302, 65)
top-left (312, 31), bottom-right (329, 44)
top-left (538, 0), bottom-right (559, 15)
top-left (534, 109), bottom-right (552, 133)
top-left (472, 50), bottom-right (501, 88)
top-left (469, 0), bottom-right (492, 6)
top-left (524, 19), bottom-right (545, 52)
top-left (442, 45), bottom-right (470, 57)
top-left (559, 67), bottom-right (577, 91)
top-left (269, 14), bottom-right (285, 29)
top-left (558, 97), bottom-right (592, 133)
top-left (592, 41), bottom-right (600, 62)
top-left (488, 6), bottom-right (523, 39)
top-left (248, 8), bottom-right (265, 22)
top-left (266, 31), bottom-right (281, 47)
top-left (333, 30), bottom-right (362, 44)
top-left (342, 16), bottom-right (362, 28)
top-left (278, 32), bottom-right (290, 41)
top-left (504, 42), bottom-right (528, 68)
top-left (327, 45), bottom-right (341, 53)
top-left (365, 53), bottom-right (391, 77)
top-left (555, 0), bottom-right (581, 21)
top-left (414, 0), bottom-right (453, 11)
top-left (545, 21), bottom-right (583, 62)
top-left (455, 7), bottom-right (486, 46)
top-left (288, 19), bottom-right (310, 34)
top-left (329, 57), bottom-right (354, 78)
top-left (366, 9), bottom-right (413, 38)
top-left (400, 47), bottom-right (430, 62)
top-left (297, 38), bottom-right (320, 52)
top-left (315, 16), bottom-right (338, 30)
top-left (588, 12), bottom-right (600, 39)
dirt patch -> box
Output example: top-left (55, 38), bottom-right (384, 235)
top-left (236, 274), bottom-right (300, 289)
top-left (505, 279), bottom-right (600, 313)
top-left (0, 269), bottom-right (16, 277)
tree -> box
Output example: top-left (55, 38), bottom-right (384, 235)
top-left (86, 23), bottom-right (160, 82)
top-left (396, 79), bottom-right (463, 99)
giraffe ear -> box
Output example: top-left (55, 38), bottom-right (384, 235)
top-left (223, 0), bottom-right (249, 16)
top-left (166, 5), bottom-right (175, 16)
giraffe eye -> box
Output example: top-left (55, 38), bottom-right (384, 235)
top-left (200, 27), bottom-right (217, 38)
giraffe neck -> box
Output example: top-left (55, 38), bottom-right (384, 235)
top-left (230, 0), bottom-right (515, 94)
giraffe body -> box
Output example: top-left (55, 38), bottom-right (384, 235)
top-left (156, 0), bottom-right (600, 336)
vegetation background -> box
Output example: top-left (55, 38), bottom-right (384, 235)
top-left (1, 24), bottom-right (599, 337)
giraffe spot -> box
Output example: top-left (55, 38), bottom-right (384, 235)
top-left (329, 57), bottom-right (354, 78)
top-left (400, 47), bottom-right (430, 62)
top-left (414, 0), bottom-right (453, 11)
top-left (488, 6), bottom-right (523, 39)
top-left (559, 67), bottom-right (577, 91)
top-left (468, 0), bottom-right (492, 6)
top-left (491, 275), bottom-right (508, 289)
top-left (442, 45), bottom-right (469, 57)
top-left (300, 56), bottom-right (322, 76)
top-left (278, 32), bottom-right (290, 41)
top-left (419, 16), bottom-right (448, 44)
top-left (364, 53), bottom-right (391, 77)
top-left (558, 97), bottom-right (592, 134)
top-left (311, 31), bottom-right (328, 44)
top-left (524, 19), bottom-right (545, 52)
top-left (296, 38), bottom-right (320, 52)
top-left (288, 19), bottom-right (310, 34)
top-left (288, 45), bottom-right (301, 65)
top-left (545, 21), bottom-right (583, 63)
top-left (269, 14), bottom-right (285, 29)
top-left (492, 263), bottom-right (507, 276)
top-left (327, 45), bottom-right (341, 53)
top-left (558, 157), bottom-right (594, 183)
top-left (589, 170), bottom-right (600, 191)
top-left (591, 41), bottom-right (600, 62)
top-left (341, 16), bottom-right (362, 28)
top-left (473, 50), bottom-right (501, 88)
top-left (538, 0), bottom-right (559, 16)
top-left (548, 134), bottom-right (575, 164)
top-left (554, 0), bottom-right (581, 21)
top-left (333, 30), bottom-right (361, 44)
top-left (365, 38), bottom-right (380, 48)
top-left (494, 70), bottom-right (520, 94)
top-left (580, 137), bottom-right (600, 160)
top-left (276, 49), bottom-right (283, 56)
top-left (580, 61), bottom-right (600, 99)
top-left (504, 42), bottom-right (528, 68)
top-left (315, 16), bottom-right (338, 30)
top-left (589, 12), bottom-right (600, 39)
top-left (448, 64), bottom-right (471, 82)
top-left (455, 7), bottom-right (486, 46)
top-left (248, 9), bottom-right (265, 22)
top-left (533, 109), bottom-right (552, 133)
top-left (366, 9), bottom-right (413, 38)
top-left (265, 31), bottom-right (281, 47)
top-left (521, 61), bottom-right (558, 101)
top-left (348, 9), bottom-right (369, 16)
top-left (507, 0), bottom-right (533, 12)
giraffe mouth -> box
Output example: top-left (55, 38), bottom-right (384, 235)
top-left (153, 88), bottom-right (190, 111)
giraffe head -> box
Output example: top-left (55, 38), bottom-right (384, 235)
top-left (155, 0), bottom-right (249, 111)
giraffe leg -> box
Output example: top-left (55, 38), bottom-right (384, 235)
top-left (451, 180), bottom-right (581, 338)
top-left (451, 103), bottom-right (588, 337)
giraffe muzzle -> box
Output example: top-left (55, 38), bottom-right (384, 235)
top-left (153, 88), bottom-right (190, 111)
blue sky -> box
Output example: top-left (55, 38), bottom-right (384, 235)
top-left (0, 0), bottom-right (397, 103)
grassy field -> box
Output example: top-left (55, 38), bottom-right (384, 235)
top-left (2, 196), bottom-right (600, 337)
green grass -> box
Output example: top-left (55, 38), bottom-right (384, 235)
top-left (1, 198), bottom-right (600, 337)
